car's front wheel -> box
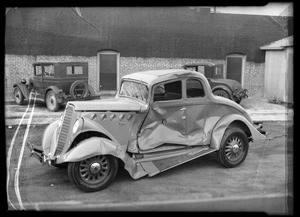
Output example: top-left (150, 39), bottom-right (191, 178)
top-left (217, 126), bottom-right (249, 168)
top-left (68, 155), bottom-right (118, 192)
top-left (14, 86), bottom-right (24, 105)
top-left (45, 90), bottom-right (59, 112)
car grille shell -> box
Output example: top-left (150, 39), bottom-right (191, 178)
top-left (55, 105), bottom-right (74, 156)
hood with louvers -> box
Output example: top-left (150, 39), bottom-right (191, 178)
top-left (68, 97), bottom-right (148, 112)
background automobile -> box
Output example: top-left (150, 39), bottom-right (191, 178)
top-left (183, 63), bottom-right (248, 104)
top-left (13, 62), bottom-right (99, 111)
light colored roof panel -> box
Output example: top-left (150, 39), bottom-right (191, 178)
top-left (122, 69), bottom-right (202, 85)
top-left (260, 36), bottom-right (293, 50)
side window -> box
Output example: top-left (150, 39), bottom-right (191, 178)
top-left (74, 66), bottom-right (83, 74)
top-left (66, 66), bottom-right (84, 75)
top-left (44, 65), bottom-right (54, 77)
top-left (186, 79), bottom-right (205, 98)
top-left (67, 66), bottom-right (73, 75)
top-left (197, 66), bottom-right (205, 74)
top-left (154, 80), bottom-right (182, 102)
top-left (35, 66), bottom-right (42, 76)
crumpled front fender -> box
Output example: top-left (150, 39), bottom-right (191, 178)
top-left (211, 114), bottom-right (266, 149)
top-left (61, 137), bottom-right (148, 179)
top-left (42, 119), bottom-right (60, 156)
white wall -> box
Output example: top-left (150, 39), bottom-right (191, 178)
top-left (263, 48), bottom-right (293, 103)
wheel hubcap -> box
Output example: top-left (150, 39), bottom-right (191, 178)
top-left (47, 93), bottom-right (56, 109)
top-left (90, 162), bottom-right (102, 174)
top-left (225, 136), bottom-right (243, 161)
top-left (15, 90), bottom-right (21, 102)
top-left (79, 156), bottom-right (110, 184)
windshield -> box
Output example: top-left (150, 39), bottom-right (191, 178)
top-left (119, 80), bottom-right (149, 103)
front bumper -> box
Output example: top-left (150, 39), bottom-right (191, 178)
top-left (26, 141), bottom-right (48, 164)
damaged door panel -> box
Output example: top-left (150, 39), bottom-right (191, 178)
top-left (138, 101), bottom-right (187, 150)
top-left (138, 79), bottom-right (187, 151)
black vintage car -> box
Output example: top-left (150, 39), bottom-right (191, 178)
top-left (183, 63), bottom-right (248, 104)
top-left (13, 62), bottom-right (99, 111)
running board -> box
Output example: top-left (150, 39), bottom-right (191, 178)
top-left (138, 146), bottom-right (217, 177)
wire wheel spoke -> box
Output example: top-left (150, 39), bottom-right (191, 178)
top-left (225, 136), bottom-right (244, 161)
top-left (78, 156), bottom-right (110, 184)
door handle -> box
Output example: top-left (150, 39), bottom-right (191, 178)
top-left (180, 107), bottom-right (186, 111)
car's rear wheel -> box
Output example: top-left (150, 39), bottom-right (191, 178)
top-left (68, 155), bottom-right (118, 192)
top-left (69, 81), bottom-right (89, 99)
top-left (213, 89), bottom-right (230, 99)
top-left (14, 86), bottom-right (24, 105)
top-left (46, 90), bottom-right (59, 112)
top-left (217, 126), bottom-right (249, 168)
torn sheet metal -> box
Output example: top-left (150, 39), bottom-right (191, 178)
top-left (62, 137), bottom-right (148, 179)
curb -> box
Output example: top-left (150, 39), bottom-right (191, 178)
top-left (22, 193), bottom-right (290, 214)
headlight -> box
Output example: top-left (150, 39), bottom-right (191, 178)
top-left (58, 114), bottom-right (64, 128)
top-left (72, 119), bottom-right (80, 134)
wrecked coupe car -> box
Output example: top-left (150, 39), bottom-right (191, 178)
top-left (27, 69), bottom-right (266, 192)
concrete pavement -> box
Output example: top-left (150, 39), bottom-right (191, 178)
top-left (5, 95), bottom-right (293, 126)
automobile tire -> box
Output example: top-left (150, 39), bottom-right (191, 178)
top-left (213, 89), bottom-right (230, 99)
top-left (69, 81), bottom-right (89, 99)
top-left (217, 126), bottom-right (249, 168)
top-left (14, 86), bottom-right (24, 105)
top-left (68, 155), bottom-right (118, 192)
top-left (46, 90), bottom-right (59, 112)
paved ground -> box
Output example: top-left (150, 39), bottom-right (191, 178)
top-left (5, 94), bottom-right (293, 213)
top-left (4, 95), bottom-right (294, 126)
top-left (6, 121), bottom-right (293, 213)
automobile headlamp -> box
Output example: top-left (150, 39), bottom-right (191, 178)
top-left (58, 114), bottom-right (64, 128)
top-left (72, 119), bottom-right (81, 134)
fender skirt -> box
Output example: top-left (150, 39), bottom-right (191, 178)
top-left (62, 137), bottom-right (148, 179)
top-left (210, 114), bottom-right (266, 149)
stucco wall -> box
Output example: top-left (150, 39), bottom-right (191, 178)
top-left (5, 54), bottom-right (265, 98)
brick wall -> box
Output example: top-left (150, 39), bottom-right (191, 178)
top-left (5, 54), bottom-right (265, 99)
top-left (244, 62), bottom-right (265, 96)
top-left (5, 55), bottom-right (36, 98)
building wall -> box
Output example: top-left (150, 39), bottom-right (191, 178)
top-left (5, 54), bottom-right (265, 98)
top-left (263, 47), bottom-right (293, 103)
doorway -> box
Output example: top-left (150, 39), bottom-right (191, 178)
top-left (226, 54), bottom-right (246, 87)
top-left (97, 50), bottom-right (120, 93)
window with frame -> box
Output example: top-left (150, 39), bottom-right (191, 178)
top-left (44, 65), bottom-right (54, 77)
top-left (67, 66), bottom-right (83, 75)
top-left (153, 80), bottom-right (182, 102)
top-left (186, 79), bottom-right (205, 98)
top-left (35, 66), bottom-right (42, 76)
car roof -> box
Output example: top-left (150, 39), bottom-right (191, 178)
top-left (122, 69), bottom-right (206, 86)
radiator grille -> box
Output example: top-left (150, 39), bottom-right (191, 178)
top-left (55, 105), bottom-right (74, 156)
